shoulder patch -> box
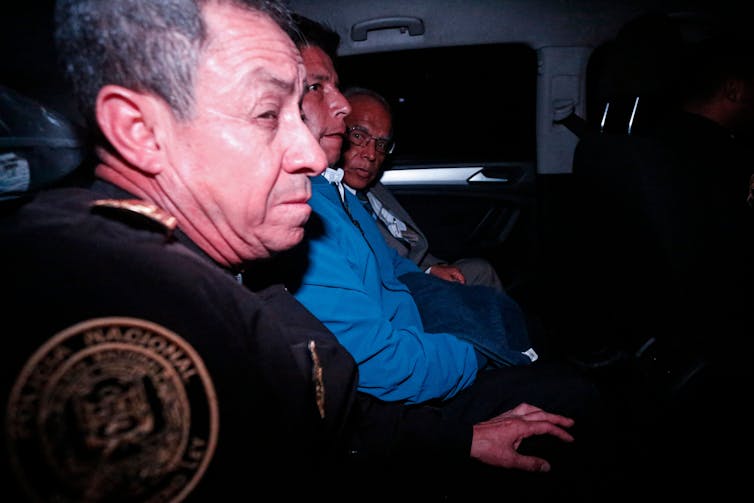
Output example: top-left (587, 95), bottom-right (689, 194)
top-left (91, 199), bottom-right (178, 238)
top-left (6, 317), bottom-right (218, 502)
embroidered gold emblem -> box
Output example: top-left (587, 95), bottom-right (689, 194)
top-left (6, 317), bottom-right (219, 502)
top-left (308, 340), bottom-right (325, 419)
top-left (92, 199), bottom-right (178, 237)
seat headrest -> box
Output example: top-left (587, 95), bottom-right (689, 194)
top-left (0, 85), bottom-right (88, 200)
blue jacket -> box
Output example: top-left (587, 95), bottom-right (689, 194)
top-left (291, 173), bottom-right (479, 403)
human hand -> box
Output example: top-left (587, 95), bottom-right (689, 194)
top-left (430, 264), bottom-right (466, 284)
top-left (469, 402), bottom-right (575, 472)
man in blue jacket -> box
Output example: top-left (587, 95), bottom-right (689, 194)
top-left (238, 12), bottom-right (627, 498)
top-left (246, 15), bottom-right (578, 406)
top-left (266, 27), bottom-right (538, 403)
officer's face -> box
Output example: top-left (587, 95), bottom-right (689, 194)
top-left (165, 4), bottom-right (326, 264)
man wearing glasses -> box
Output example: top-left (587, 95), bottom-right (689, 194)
top-left (258, 26), bottom-right (541, 404)
top-left (340, 86), bottom-right (504, 291)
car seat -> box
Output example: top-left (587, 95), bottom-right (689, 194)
top-left (0, 84), bottom-right (89, 202)
top-left (550, 12), bottom-right (743, 402)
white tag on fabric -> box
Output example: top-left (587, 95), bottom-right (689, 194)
top-left (0, 152), bottom-right (31, 195)
top-left (524, 348), bottom-right (539, 362)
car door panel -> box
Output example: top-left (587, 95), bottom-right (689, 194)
top-left (380, 160), bottom-right (538, 287)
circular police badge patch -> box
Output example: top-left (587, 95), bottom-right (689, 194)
top-left (6, 317), bottom-right (219, 502)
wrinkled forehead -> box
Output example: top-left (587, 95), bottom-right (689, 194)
top-left (201, 3), bottom-right (303, 81)
top-left (346, 95), bottom-right (391, 130)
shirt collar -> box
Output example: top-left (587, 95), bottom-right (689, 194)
top-left (343, 183), bottom-right (357, 196)
top-left (321, 166), bottom-right (344, 184)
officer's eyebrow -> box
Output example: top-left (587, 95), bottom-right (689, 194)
top-left (245, 67), bottom-right (296, 94)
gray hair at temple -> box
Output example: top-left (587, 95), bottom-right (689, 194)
top-left (54, 0), bottom-right (294, 130)
top-left (343, 86), bottom-right (394, 138)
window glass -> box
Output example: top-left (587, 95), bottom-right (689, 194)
top-left (337, 43), bottom-right (537, 163)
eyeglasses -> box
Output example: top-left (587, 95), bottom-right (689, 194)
top-left (346, 126), bottom-right (395, 155)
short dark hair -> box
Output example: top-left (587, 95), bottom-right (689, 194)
top-left (289, 13), bottom-right (340, 60)
top-left (54, 0), bottom-right (294, 130)
top-left (344, 87), bottom-right (392, 116)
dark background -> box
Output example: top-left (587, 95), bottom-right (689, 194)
top-left (1, 1), bottom-right (77, 117)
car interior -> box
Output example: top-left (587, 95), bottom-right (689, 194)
top-left (2, 0), bottom-right (752, 497)
top-left (288, 0), bottom-right (751, 357)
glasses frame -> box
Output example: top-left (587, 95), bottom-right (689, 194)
top-left (346, 126), bottom-right (395, 155)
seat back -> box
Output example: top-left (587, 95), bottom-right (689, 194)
top-left (1, 85), bottom-right (88, 201)
top-left (555, 11), bottom-right (754, 365)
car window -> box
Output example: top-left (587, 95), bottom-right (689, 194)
top-left (337, 43), bottom-right (537, 163)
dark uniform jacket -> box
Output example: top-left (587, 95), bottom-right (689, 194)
top-left (1, 181), bottom-right (471, 501)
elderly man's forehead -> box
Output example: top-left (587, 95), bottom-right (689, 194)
top-left (202, 2), bottom-right (294, 51)
top-left (199, 6), bottom-right (303, 79)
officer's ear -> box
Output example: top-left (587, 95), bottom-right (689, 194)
top-left (95, 85), bottom-right (169, 175)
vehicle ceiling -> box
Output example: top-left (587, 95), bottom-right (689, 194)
top-left (287, 0), bottom-right (744, 54)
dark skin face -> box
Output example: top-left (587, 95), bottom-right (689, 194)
top-left (341, 94), bottom-right (392, 190)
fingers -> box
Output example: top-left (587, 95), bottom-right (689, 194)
top-left (510, 402), bottom-right (541, 415)
top-left (432, 264), bottom-right (466, 283)
top-left (470, 415), bottom-right (575, 471)
top-left (450, 267), bottom-right (465, 283)
top-left (507, 422), bottom-right (576, 472)
top-left (523, 410), bottom-right (575, 428)
top-left (511, 453), bottom-right (552, 473)
top-left (494, 403), bottom-right (575, 428)
top-left (524, 421), bottom-right (575, 444)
